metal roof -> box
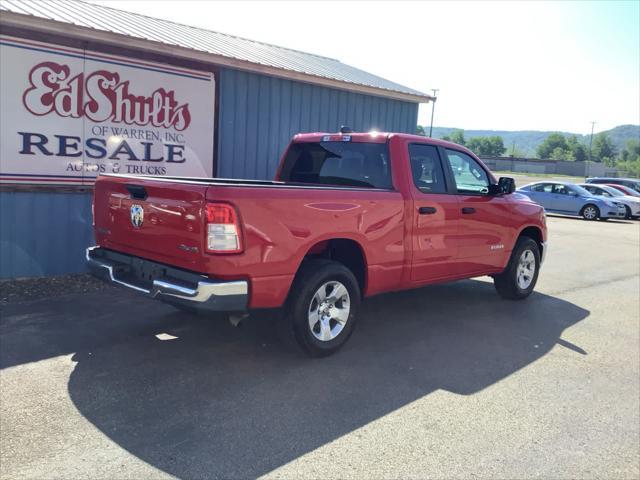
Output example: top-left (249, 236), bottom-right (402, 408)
top-left (0, 0), bottom-right (431, 102)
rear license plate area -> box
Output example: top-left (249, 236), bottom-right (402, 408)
top-left (112, 257), bottom-right (166, 290)
top-left (130, 258), bottom-right (165, 285)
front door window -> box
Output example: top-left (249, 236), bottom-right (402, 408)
top-left (445, 149), bottom-right (490, 194)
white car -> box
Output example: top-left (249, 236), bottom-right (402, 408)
top-left (579, 184), bottom-right (640, 219)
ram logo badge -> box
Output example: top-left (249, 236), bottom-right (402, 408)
top-left (130, 204), bottom-right (144, 228)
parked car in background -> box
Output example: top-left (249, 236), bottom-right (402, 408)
top-left (579, 183), bottom-right (640, 219)
top-left (517, 181), bottom-right (626, 220)
top-left (586, 177), bottom-right (640, 194)
top-left (605, 184), bottom-right (640, 198)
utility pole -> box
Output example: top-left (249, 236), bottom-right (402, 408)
top-left (587, 121), bottom-right (596, 180)
top-left (428, 88), bottom-right (439, 137)
top-left (588, 121), bottom-right (596, 162)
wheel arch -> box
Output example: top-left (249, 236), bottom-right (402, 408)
top-left (517, 225), bottom-right (545, 258)
top-left (294, 237), bottom-right (368, 297)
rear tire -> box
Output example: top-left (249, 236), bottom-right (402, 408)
top-left (581, 204), bottom-right (599, 221)
top-left (494, 237), bottom-right (540, 300)
top-left (624, 205), bottom-right (632, 219)
top-left (280, 259), bottom-right (361, 357)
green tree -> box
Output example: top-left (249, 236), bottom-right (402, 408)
top-left (536, 133), bottom-right (568, 159)
top-left (466, 136), bottom-right (506, 156)
top-left (617, 157), bottom-right (640, 177)
top-left (566, 135), bottom-right (587, 162)
top-left (550, 147), bottom-right (568, 161)
top-left (466, 137), bottom-right (482, 154)
top-left (619, 139), bottom-right (640, 162)
top-left (591, 132), bottom-right (616, 163)
top-left (416, 125), bottom-right (426, 136)
top-left (487, 136), bottom-right (506, 156)
top-left (449, 130), bottom-right (466, 146)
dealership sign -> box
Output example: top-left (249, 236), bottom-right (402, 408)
top-left (0, 36), bottom-right (216, 185)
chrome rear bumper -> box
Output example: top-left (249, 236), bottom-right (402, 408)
top-left (86, 246), bottom-right (248, 312)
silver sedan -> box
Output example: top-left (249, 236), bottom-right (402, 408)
top-left (579, 184), bottom-right (640, 219)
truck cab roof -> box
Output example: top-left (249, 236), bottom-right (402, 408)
top-left (292, 131), bottom-right (469, 151)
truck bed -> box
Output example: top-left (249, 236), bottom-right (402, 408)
top-left (93, 173), bottom-right (406, 308)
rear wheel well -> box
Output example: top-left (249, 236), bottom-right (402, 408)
top-left (299, 239), bottom-right (366, 296)
top-left (518, 226), bottom-right (543, 256)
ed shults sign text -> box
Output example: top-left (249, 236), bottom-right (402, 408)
top-left (0, 36), bottom-right (215, 184)
top-left (20, 62), bottom-right (190, 167)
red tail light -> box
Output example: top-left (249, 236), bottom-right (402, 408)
top-left (205, 203), bottom-right (242, 253)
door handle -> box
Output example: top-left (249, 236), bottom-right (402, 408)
top-left (461, 207), bottom-right (476, 214)
top-left (418, 206), bottom-right (437, 215)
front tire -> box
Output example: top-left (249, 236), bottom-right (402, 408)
top-left (581, 204), bottom-right (599, 220)
top-left (494, 237), bottom-right (540, 300)
top-left (280, 259), bottom-right (361, 357)
top-left (624, 205), bottom-right (632, 219)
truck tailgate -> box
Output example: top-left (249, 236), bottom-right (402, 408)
top-left (93, 176), bottom-right (210, 270)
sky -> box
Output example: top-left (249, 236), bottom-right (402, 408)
top-left (90, 0), bottom-right (640, 135)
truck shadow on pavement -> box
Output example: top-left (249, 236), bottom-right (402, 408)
top-left (1, 279), bottom-right (589, 478)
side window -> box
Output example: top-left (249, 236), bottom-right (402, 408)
top-left (553, 184), bottom-right (570, 195)
top-left (532, 183), bottom-right (553, 193)
top-left (408, 144), bottom-right (446, 194)
top-left (445, 149), bottom-right (490, 194)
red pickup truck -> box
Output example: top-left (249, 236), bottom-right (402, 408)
top-left (88, 130), bottom-right (547, 356)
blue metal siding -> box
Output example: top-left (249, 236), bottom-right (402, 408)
top-left (216, 68), bottom-right (419, 179)
top-left (0, 191), bottom-right (94, 279)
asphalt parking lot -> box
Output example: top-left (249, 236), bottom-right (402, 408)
top-left (1, 216), bottom-right (639, 479)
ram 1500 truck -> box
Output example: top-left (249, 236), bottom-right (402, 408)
top-left (88, 131), bottom-right (547, 356)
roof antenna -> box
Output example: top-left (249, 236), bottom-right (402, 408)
top-left (339, 125), bottom-right (353, 134)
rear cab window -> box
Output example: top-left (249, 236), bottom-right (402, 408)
top-left (279, 141), bottom-right (392, 189)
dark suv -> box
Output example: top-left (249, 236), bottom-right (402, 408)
top-left (586, 177), bottom-right (640, 193)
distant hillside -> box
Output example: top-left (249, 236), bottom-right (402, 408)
top-left (604, 125), bottom-right (640, 151)
top-left (422, 124), bottom-right (640, 156)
